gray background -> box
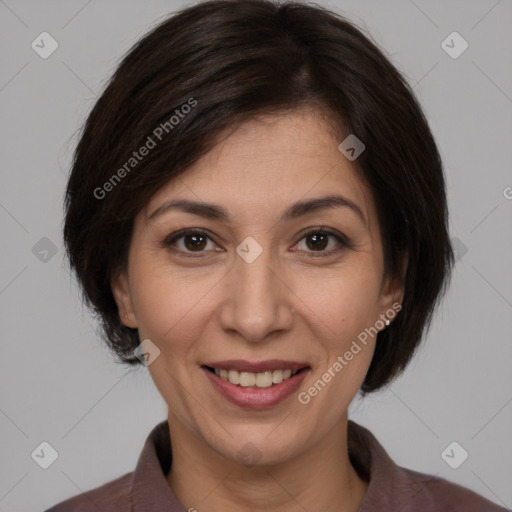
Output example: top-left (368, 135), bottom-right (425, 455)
top-left (0, 0), bottom-right (511, 510)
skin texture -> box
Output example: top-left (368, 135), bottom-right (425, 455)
top-left (112, 107), bottom-right (405, 512)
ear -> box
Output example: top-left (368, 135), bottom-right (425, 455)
top-left (111, 267), bottom-right (138, 328)
top-left (378, 252), bottom-right (408, 317)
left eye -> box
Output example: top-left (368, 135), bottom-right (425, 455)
top-left (294, 230), bottom-right (349, 254)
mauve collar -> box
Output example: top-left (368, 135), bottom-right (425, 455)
top-left (129, 419), bottom-right (436, 512)
top-left (131, 421), bottom-right (185, 511)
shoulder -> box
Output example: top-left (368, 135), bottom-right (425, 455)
top-left (44, 472), bottom-right (133, 512)
top-left (399, 467), bottom-right (510, 512)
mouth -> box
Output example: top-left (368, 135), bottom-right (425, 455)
top-left (201, 360), bottom-right (310, 408)
top-left (204, 366), bottom-right (304, 388)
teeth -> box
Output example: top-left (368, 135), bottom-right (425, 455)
top-left (255, 371), bottom-right (273, 388)
top-left (272, 369), bottom-right (283, 383)
top-left (213, 368), bottom-right (299, 387)
top-left (239, 371), bottom-right (256, 387)
top-left (228, 369), bottom-right (240, 385)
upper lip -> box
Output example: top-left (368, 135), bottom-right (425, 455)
top-left (203, 359), bottom-right (310, 373)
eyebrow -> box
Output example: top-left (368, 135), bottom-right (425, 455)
top-left (148, 195), bottom-right (366, 226)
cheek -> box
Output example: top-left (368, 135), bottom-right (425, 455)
top-left (130, 265), bottom-right (219, 417)
top-left (293, 267), bottom-right (380, 405)
top-left (294, 265), bottom-right (382, 341)
top-left (296, 274), bottom-right (379, 416)
top-left (130, 260), bottom-right (219, 355)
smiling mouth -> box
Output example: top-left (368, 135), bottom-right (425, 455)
top-left (203, 366), bottom-right (308, 388)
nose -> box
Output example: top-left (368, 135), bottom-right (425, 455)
top-left (217, 248), bottom-right (294, 343)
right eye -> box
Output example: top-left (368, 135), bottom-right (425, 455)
top-left (162, 229), bottom-right (222, 256)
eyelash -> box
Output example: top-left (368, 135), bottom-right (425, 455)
top-left (162, 227), bottom-right (352, 258)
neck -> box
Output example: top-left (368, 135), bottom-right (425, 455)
top-left (166, 413), bottom-right (368, 512)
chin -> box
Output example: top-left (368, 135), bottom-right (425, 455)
top-left (206, 426), bottom-right (306, 468)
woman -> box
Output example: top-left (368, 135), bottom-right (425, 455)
top-left (46, 1), bottom-right (507, 510)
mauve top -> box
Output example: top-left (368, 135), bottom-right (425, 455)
top-left (45, 420), bottom-right (509, 512)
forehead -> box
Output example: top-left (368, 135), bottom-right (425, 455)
top-left (143, 108), bottom-right (376, 230)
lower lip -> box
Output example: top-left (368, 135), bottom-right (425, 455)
top-left (202, 367), bottom-right (309, 409)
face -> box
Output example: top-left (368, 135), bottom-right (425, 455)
top-left (112, 107), bottom-right (403, 466)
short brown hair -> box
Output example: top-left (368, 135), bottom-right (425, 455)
top-left (63, 0), bottom-right (454, 393)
